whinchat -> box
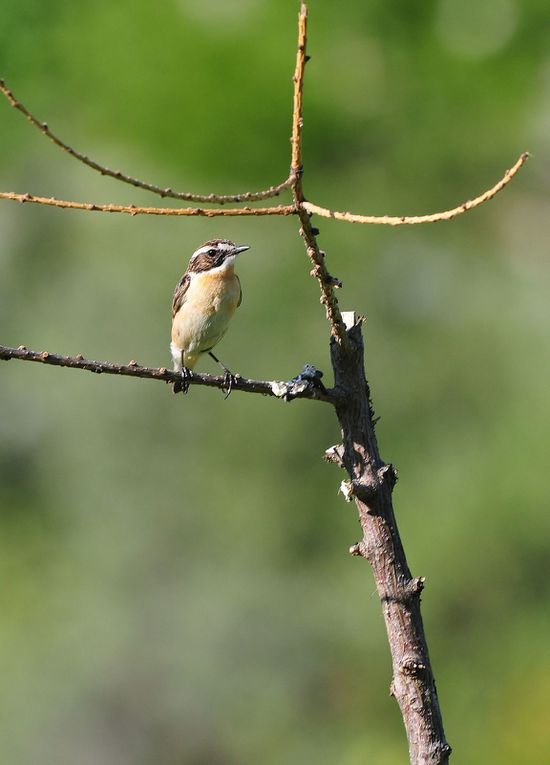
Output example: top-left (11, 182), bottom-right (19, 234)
top-left (170, 239), bottom-right (250, 395)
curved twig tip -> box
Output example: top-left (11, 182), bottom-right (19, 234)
top-left (304, 151), bottom-right (530, 226)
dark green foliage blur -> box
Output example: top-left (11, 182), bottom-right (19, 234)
top-left (1, 1), bottom-right (549, 763)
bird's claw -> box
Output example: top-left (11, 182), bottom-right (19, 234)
top-left (173, 366), bottom-right (193, 394)
top-left (222, 370), bottom-right (237, 400)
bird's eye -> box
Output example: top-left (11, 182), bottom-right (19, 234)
top-left (208, 249), bottom-right (216, 256)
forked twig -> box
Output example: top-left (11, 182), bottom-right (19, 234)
top-left (0, 191), bottom-right (295, 218)
top-left (0, 78), bottom-right (293, 205)
top-left (303, 152), bottom-right (529, 225)
top-left (0, 1), bottom-right (528, 379)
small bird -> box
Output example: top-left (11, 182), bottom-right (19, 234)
top-left (170, 238), bottom-right (250, 395)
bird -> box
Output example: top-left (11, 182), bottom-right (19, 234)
top-left (170, 238), bottom-right (250, 396)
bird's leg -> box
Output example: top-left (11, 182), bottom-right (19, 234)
top-left (208, 351), bottom-right (237, 399)
top-left (173, 350), bottom-right (192, 394)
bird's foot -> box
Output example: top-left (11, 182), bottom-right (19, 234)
top-left (173, 366), bottom-right (193, 394)
top-left (222, 370), bottom-right (238, 400)
top-left (208, 351), bottom-right (237, 399)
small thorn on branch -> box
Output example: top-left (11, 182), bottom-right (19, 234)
top-left (406, 576), bottom-right (426, 598)
top-left (349, 542), bottom-right (365, 557)
top-left (377, 463), bottom-right (398, 490)
top-left (401, 658), bottom-right (428, 676)
top-left (324, 443), bottom-right (345, 468)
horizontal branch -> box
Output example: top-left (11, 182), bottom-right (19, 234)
top-left (303, 152), bottom-right (529, 226)
top-left (0, 78), bottom-right (293, 205)
top-left (0, 344), bottom-right (333, 404)
top-left (0, 191), bottom-right (296, 218)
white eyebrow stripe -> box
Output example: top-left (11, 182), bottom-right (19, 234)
top-left (191, 242), bottom-right (233, 259)
top-left (191, 246), bottom-right (211, 258)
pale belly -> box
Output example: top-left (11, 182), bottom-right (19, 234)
top-left (171, 271), bottom-right (240, 370)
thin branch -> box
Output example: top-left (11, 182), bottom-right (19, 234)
top-left (0, 78), bottom-right (293, 205)
top-left (290, 3), bottom-right (307, 176)
top-left (298, 211), bottom-right (351, 345)
top-left (303, 152), bottom-right (530, 226)
top-left (0, 191), bottom-right (296, 218)
top-left (290, 3), bottom-right (350, 350)
top-left (0, 344), bottom-right (334, 403)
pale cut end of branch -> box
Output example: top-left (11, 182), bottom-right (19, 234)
top-left (341, 311), bottom-right (358, 330)
top-left (303, 152), bottom-right (530, 226)
top-left (349, 541), bottom-right (366, 557)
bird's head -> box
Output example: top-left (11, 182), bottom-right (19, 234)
top-left (187, 239), bottom-right (250, 274)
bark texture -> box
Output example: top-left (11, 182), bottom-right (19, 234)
top-left (331, 320), bottom-right (451, 765)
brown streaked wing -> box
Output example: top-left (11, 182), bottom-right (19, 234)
top-left (172, 273), bottom-right (190, 317)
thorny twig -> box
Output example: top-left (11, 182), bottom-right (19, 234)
top-left (0, 21), bottom-right (527, 225)
top-left (0, 78), bottom-right (293, 205)
top-left (290, 3), bottom-right (350, 349)
top-left (303, 152), bottom-right (529, 225)
top-left (0, 191), bottom-right (295, 218)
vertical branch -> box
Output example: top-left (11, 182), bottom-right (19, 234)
top-left (290, 10), bottom-right (451, 752)
top-left (290, 3), bottom-right (350, 348)
top-left (289, 5), bottom-right (451, 761)
top-left (290, 3), bottom-right (307, 176)
top-left (331, 319), bottom-right (451, 765)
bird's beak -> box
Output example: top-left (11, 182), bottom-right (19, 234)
top-left (234, 245), bottom-right (250, 255)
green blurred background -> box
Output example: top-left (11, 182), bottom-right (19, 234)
top-left (1, 1), bottom-right (549, 763)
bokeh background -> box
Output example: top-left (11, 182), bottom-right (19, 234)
top-left (1, 1), bottom-right (549, 763)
